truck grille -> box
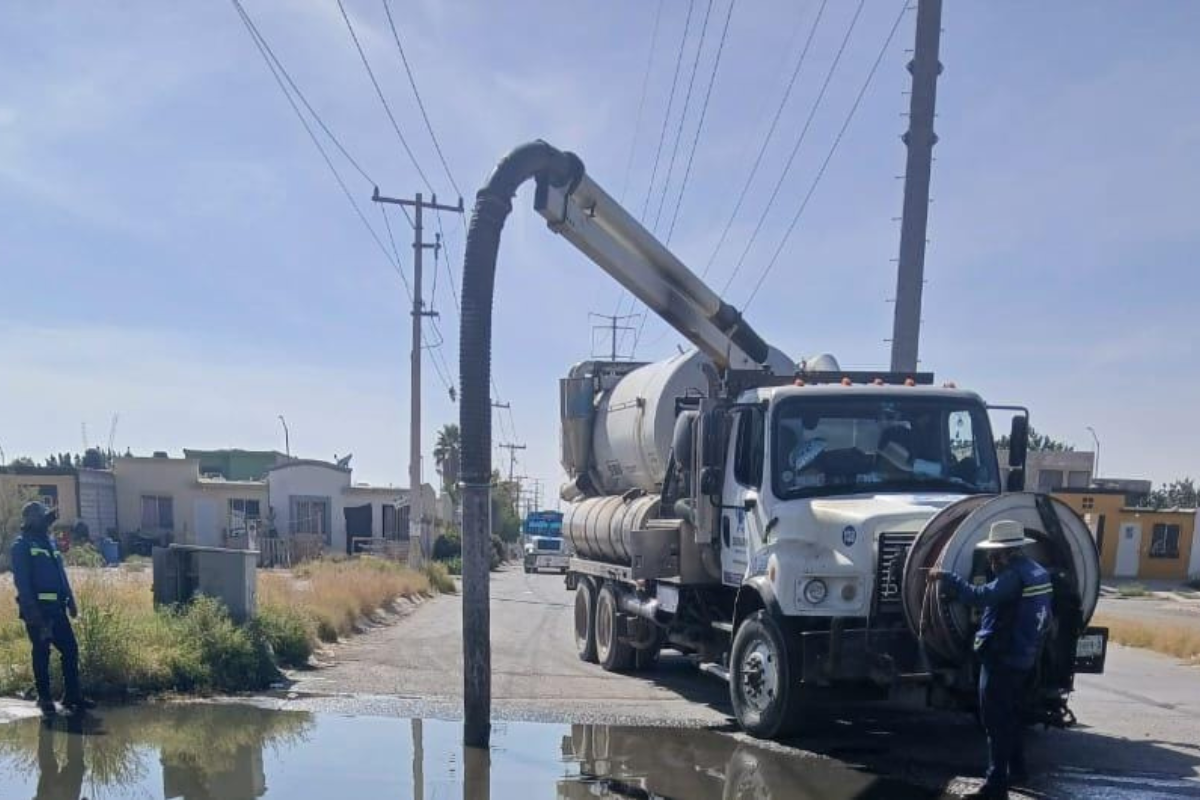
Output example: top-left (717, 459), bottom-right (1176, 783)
top-left (535, 538), bottom-right (563, 552)
top-left (875, 532), bottom-right (917, 614)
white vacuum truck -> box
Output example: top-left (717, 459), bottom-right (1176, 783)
top-left (519, 153), bottom-right (1108, 740)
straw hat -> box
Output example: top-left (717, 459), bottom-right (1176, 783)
top-left (975, 519), bottom-right (1036, 550)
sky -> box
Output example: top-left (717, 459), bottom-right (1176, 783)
top-left (1, 1), bottom-right (1197, 496)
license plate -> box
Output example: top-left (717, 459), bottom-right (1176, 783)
top-left (1075, 634), bottom-right (1104, 659)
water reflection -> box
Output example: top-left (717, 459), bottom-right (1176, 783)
top-left (0, 705), bottom-right (943, 798)
top-left (559, 724), bottom-right (943, 799)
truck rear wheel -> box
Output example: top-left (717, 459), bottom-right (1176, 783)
top-left (595, 583), bottom-right (635, 672)
top-left (574, 577), bottom-right (598, 663)
top-left (729, 610), bottom-right (806, 739)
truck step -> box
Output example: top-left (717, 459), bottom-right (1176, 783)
top-left (699, 662), bottom-right (730, 683)
top-left (711, 621), bottom-right (734, 634)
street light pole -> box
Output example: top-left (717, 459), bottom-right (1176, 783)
top-left (1086, 426), bottom-right (1100, 481)
top-left (278, 415), bottom-right (290, 458)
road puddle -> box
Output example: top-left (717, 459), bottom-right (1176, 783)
top-left (0, 702), bottom-right (943, 798)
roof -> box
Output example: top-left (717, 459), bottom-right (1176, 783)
top-left (266, 458), bottom-right (351, 474)
top-left (184, 448), bottom-right (287, 458)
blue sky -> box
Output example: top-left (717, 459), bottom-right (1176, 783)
top-left (1, 1), bottom-right (1196, 493)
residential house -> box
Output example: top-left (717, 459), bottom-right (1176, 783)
top-left (1055, 488), bottom-right (1199, 581)
top-left (183, 449), bottom-right (289, 481)
top-left (113, 456), bottom-right (268, 551)
top-left (0, 466), bottom-right (79, 526)
top-left (999, 449), bottom-right (1094, 493)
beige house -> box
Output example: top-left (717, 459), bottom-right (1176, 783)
top-left (113, 456), bottom-right (267, 550)
top-left (0, 467), bottom-right (80, 526)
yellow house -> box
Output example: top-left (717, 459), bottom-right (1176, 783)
top-left (1055, 489), bottom-right (1199, 582)
top-left (0, 467), bottom-right (79, 525)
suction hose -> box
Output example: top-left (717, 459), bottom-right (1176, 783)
top-left (458, 142), bottom-right (584, 748)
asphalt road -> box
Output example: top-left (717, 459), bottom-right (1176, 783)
top-left (289, 566), bottom-right (1200, 798)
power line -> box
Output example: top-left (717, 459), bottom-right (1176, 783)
top-left (231, 0), bottom-right (404, 279)
top-left (640, 1), bottom-right (696, 224)
top-left (719, 0), bottom-right (866, 297)
top-left (651, 0), bottom-right (713, 234)
top-left (699, 0), bottom-right (828, 279)
top-left (664, 0), bottom-right (737, 245)
top-left (619, 0), bottom-right (665, 205)
top-left (743, 0), bottom-right (910, 312)
top-left (381, 0), bottom-right (462, 199)
top-left (336, 0), bottom-right (433, 193)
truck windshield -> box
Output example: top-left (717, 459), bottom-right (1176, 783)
top-left (772, 395), bottom-right (1000, 499)
top-left (523, 512), bottom-right (563, 537)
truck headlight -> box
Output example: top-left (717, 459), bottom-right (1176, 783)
top-left (802, 578), bottom-right (828, 605)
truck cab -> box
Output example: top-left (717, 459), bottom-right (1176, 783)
top-left (523, 510), bottom-right (570, 574)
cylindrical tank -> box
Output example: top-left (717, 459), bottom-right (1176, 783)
top-left (590, 349), bottom-right (708, 495)
top-left (563, 494), bottom-right (660, 564)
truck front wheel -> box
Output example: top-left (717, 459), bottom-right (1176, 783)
top-left (574, 577), bottom-right (598, 663)
top-left (729, 610), bottom-right (805, 739)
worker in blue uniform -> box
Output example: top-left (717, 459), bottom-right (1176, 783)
top-left (10, 502), bottom-right (94, 718)
top-left (931, 519), bottom-right (1053, 799)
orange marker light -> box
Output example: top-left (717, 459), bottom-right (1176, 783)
top-left (793, 378), bottom-right (805, 387)
top-left (841, 377), bottom-right (852, 386)
top-left (872, 378), bottom-right (884, 386)
top-left (904, 378), bottom-right (916, 387)
top-left (943, 381), bottom-right (957, 389)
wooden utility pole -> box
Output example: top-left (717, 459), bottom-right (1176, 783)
top-left (372, 189), bottom-right (464, 566)
top-left (498, 442), bottom-right (526, 483)
top-left (890, 0), bottom-right (943, 373)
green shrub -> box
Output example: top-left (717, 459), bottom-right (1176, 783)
top-left (255, 605), bottom-right (314, 668)
top-left (433, 532), bottom-right (462, 561)
top-left (423, 561), bottom-right (457, 594)
top-left (63, 543), bottom-right (106, 568)
top-left (167, 597), bottom-right (278, 692)
top-left (438, 556), bottom-right (462, 576)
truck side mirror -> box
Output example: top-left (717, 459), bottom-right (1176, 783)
top-left (700, 466), bottom-right (723, 497)
top-left (1007, 415), bottom-right (1028, 492)
top-left (743, 491), bottom-right (758, 512)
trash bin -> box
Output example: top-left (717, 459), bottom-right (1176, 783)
top-left (99, 537), bottom-right (120, 566)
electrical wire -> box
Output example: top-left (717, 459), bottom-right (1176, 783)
top-left (639, 0), bottom-right (696, 225)
top-left (742, 0), bottom-right (909, 311)
top-left (664, 0), bottom-right (737, 246)
top-left (619, 0), bottom-right (665, 205)
top-left (720, 0), bottom-right (866, 297)
top-left (232, 0), bottom-right (405, 280)
top-left (651, 0), bottom-right (713, 235)
top-left (382, 0), bottom-right (462, 199)
top-left (336, 0), bottom-right (433, 193)
top-left (699, 0), bottom-right (829, 279)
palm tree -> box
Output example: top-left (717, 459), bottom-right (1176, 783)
top-left (433, 424), bottom-right (462, 508)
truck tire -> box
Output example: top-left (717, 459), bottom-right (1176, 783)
top-left (729, 610), bottom-right (806, 739)
top-left (574, 578), bottom-right (598, 663)
top-left (595, 583), bottom-right (635, 672)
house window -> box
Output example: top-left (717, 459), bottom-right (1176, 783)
top-left (1149, 523), bottom-right (1181, 559)
top-left (228, 498), bottom-right (261, 536)
top-left (291, 497), bottom-right (330, 542)
top-left (140, 495), bottom-right (175, 531)
top-left (1067, 470), bottom-right (1090, 489)
top-left (1081, 496), bottom-right (1095, 511)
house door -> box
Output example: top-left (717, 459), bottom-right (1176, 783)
top-left (344, 504), bottom-right (373, 554)
top-left (194, 499), bottom-right (219, 547)
top-left (1115, 522), bottom-right (1141, 578)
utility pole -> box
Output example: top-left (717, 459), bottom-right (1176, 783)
top-left (372, 189), bottom-right (464, 567)
top-left (889, 0), bottom-right (943, 373)
top-left (588, 312), bottom-right (638, 361)
top-left (498, 443), bottom-right (526, 484)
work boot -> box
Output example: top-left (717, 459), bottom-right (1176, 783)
top-left (38, 699), bottom-right (57, 719)
top-left (62, 696), bottom-right (96, 712)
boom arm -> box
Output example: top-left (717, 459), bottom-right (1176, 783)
top-left (534, 169), bottom-right (773, 371)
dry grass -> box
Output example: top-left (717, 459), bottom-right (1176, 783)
top-left (0, 557), bottom-right (437, 695)
top-left (260, 556), bottom-right (432, 644)
top-left (1094, 614), bottom-right (1200, 665)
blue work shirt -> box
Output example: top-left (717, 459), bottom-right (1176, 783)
top-left (943, 554), bottom-right (1053, 670)
top-left (10, 532), bottom-right (76, 621)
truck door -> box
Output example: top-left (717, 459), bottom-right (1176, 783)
top-left (721, 406), bottom-right (765, 586)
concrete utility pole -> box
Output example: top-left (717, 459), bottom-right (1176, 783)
top-left (889, 0), bottom-right (943, 373)
top-left (372, 189), bottom-right (464, 567)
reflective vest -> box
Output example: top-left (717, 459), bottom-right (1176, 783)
top-left (11, 533), bottom-right (74, 612)
top-left (947, 554), bottom-right (1053, 670)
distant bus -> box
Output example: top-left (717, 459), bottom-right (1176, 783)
top-left (522, 510), bottom-right (568, 574)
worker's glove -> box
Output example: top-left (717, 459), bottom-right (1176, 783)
top-left (927, 568), bottom-right (947, 583)
top-left (66, 600), bottom-right (78, 619)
